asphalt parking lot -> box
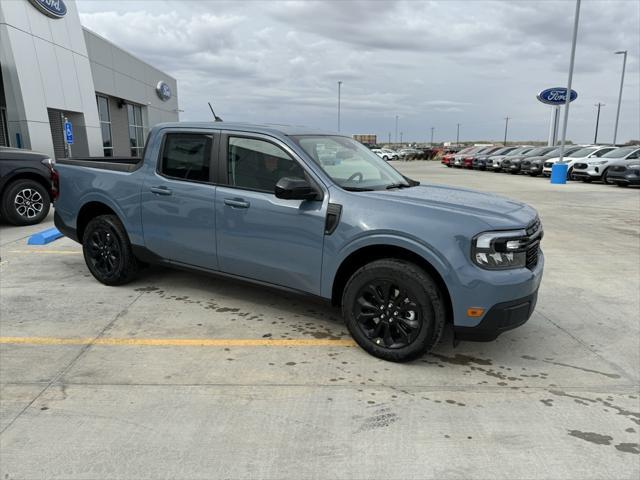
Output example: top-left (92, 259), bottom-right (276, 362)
top-left (1, 162), bottom-right (638, 479)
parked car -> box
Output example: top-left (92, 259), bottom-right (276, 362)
top-left (502, 146), bottom-right (558, 174)
top-left (453, 146), bottom-right (489, 168)
top-left (442, 146), bottom-right (474, 167)
top-left (521, 145), bottom-right (584, 177)
top-left (607, 158), bottom-right (640, 187)
top-left (379, 148), bottom-right (400, 160)
top-left (372, 149), bottom-right (391, 161)
top-left (487, 146), bottom-right (534, 172)
top-left (0, 147), bottom-right (56, 226)
top-left (54, 122), bottom-right (544, 362)
top-left (399, 148), bottom-right (423, 160)
top-left (472, 146), bottom-right (517, 170)
top-left (542, 146), bottom-right (617, 178)
top-left (572, 146), bottom-right (640, 184)
top-left (461, 146), bottom-right (502, 169)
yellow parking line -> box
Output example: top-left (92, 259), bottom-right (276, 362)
top-left (7, 250), bottom-right (81, 255)
top-left (0, 336), bottom-right (357, 347)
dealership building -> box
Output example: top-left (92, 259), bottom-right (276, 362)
top-left (0, 0), bottom-right (179, 159)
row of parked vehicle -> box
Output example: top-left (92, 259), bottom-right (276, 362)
top-left (441, 144), bottom-right (640, 187)
top-left (371, 147), bottom-right (438, 161)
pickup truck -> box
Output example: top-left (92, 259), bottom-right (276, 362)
top-left (54, 122), bottom-right (544, 362)
top-left (1, 147), bottom-right (56, 225)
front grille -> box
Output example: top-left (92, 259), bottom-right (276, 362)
top-left (522, 161), bottom-right (531, 168)
top-left (526, 240), bottom-right (540, 270)
top-left (574, 163), bottom-right (588, 170)
top-left (543, 162), bottom-right (553, 168)
top-left (525, 218), bottom-right (542, 270)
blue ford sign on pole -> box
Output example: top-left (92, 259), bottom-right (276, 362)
top-left (538, 87), bottom-right (578, 147)
top-left (537, 87), bottom-right (578, 105)
top-left (64, 118), bottom-right (73, 158)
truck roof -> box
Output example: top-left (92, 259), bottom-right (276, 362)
top-left (154, 122), bottom-right (339, 137)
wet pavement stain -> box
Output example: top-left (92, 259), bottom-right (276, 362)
top-left (550, 390), bottom-right (640, 427)
top-left (568, 430), bottom-right (613, 446)
top-left (521, 355), bottom-right (620, 379)
top-left (540, 399), bottom-right (554, 407)
top-left (614, 443), bottom-right (640, 455)
top-left (134, 286), bottom-right (159, 292)
top-left (431, 354), bottom-right (492, 366)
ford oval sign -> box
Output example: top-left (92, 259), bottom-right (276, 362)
top-left (537, 87), bottom-right (578, 105)
top-left (28, 0), bottom-right (67, 18)
top-left (156, 81), bottom-right (172, 102)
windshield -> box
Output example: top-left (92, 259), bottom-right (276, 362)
top-left (602, 147), bottom-right (635, 158)
top-left (568, 147), bottom-right (597, 157)
top-left (505, 147), bottom-right (529, 156)
top-left (292, 135), bottom-right (412, 191)
top-left (522, 147), bottom-right (546, 157)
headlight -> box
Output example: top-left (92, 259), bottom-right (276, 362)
top-left (472, 229), bottom-right (533, 270)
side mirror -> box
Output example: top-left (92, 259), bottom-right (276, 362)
top-left (275, 177), bottom-right (319, 200)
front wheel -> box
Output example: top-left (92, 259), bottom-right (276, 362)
top-left (82, 214), bottom-right (139, 286)
top-left (342, 259), bottom-right (446, 362)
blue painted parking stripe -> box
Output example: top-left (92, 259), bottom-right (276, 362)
top-left (27, 228), bottom-right (63, 245)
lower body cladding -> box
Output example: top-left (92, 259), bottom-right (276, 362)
top-left (522, 165), bottom-right (542, 176)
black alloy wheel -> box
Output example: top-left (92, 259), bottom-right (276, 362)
top-left (82, 215), bottom-right (139, 285)
top-left (86, 227), bottom-right (121, 279)
top-left (354, 281), bottom-right (421, 349)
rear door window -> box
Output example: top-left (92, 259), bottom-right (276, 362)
top-left (160, 133), bottom-right (213, 182)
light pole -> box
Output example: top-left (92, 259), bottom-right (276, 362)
top-left (400, 132), bottom-right (403, 144)
top-left (613, 50), bottom-right (627, 145)
top-left (337, 81), bottom-right (342, 132)
top-left (557, 0), bottom-right (581, 165)
top-left (395, 115), bottom-right (399, 144)
top-left (388, 132), bottom-right (391, 144)
top-left (430, 127), bottom-right (435, 146)
top-left (456, 123), bottom-right (460, 145)
top-left (503, 117), bottom-right (510, 146)
top-left (594, 103), bottom-right (605, 144)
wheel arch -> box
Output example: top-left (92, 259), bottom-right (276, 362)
top-left (76, 201), bottom-right (121, 242)
top-left (1, 172), bottom-right (52, 200)
top-left (330, 244), bottom-right (453, 324)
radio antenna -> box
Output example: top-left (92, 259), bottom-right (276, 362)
top-left (208, 102), bottom-right (223, 122)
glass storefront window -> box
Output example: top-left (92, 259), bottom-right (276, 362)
top-left (96, 95), bottom-right (113, 157)
top-left (127, 103), bottom-right (145, 157)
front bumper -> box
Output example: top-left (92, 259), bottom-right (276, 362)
top-left (572, 164), bottom-right (603, 180)
top-left (608, 170), bottom-right (640, 185)
top-left (454, 290), bottom-right (538, 342)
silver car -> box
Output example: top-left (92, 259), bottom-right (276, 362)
top-left (572, 146), bottom-right (640, 183)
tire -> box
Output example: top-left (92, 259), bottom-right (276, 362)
top-left (341, 259), bottom-right (446, 362)
top-left (0, 179), bottom-right (51, 226)
top-left (602, 168), bottom-right (611, 185)
top-left (383, 156), bottom-right (389, 161)
top-left (566, 167), bottom-right (574, 181)
top-left (82, 214), bottom-right (138, 286)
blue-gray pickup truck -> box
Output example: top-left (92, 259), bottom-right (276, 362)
top-left (54, 122), bottom-right (544, 362)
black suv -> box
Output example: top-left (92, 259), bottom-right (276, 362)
top-left (0, 147), bottom-right (56, 225)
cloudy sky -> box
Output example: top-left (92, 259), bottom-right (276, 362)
top-left (77, 0), bottom-right (639, 144)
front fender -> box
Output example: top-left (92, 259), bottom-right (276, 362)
top-left (320, 231), bottom-right (454, 299)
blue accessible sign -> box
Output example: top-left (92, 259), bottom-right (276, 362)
top-left (64, 121), bottom-right (73, 145)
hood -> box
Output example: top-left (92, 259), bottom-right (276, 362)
top-left (359, 184), bottom-right (537, 229)
top-left (523, 155), bottom-right (547, 163)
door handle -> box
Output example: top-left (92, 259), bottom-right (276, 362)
top-left (150, 186), bottom-right (172, 196)
top-left (224, 198), bottom-right (250, 209)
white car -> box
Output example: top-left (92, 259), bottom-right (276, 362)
top-left (542, 145), bottom-right (617, 177)
top-left (572, 146), bottom-right (640, 183)
top-left (373, 148), bottom-right (399, 161)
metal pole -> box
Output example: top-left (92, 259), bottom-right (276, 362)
top-left (400, 132), bottom-right (403, 144)
top-left (337, 81), bottom-right (342, 132)
top-left (594, 103), bottom-right (604, 144)
top-left (430, 127), bottom-right (434, 146)
top-left (557, 0), bottom-right (581, 164)
top-left (613, 50), bottom-right (627, 145)
top-left (395, 115), bottom-right (398, 144)
top-left (388, 132), bottom-right (391, 144)
top-left (456, 123), bottom-right (460, 145)
top-left (503, 117), bottom-right (510, 146)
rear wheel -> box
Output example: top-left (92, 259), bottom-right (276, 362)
top-left (0, 179), bottom-right (51, 226)
top-left (602, 168), bottom-right (611, 184)
top-left (82, 214), bottom-right (139, 286)
top-left (342, 259), bottom-right (446, 362)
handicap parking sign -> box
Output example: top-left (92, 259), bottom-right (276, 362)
top-left (64, 121), bottom-right (73, 145)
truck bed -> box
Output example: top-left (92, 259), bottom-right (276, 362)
top-left (56, 157), bottom-right (142, 173)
